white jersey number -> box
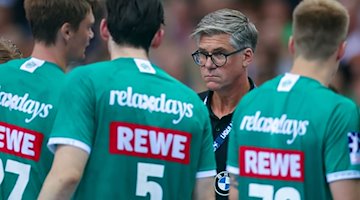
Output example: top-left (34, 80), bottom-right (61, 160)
top-left (136, 162), bottom-right (164, 200)
top-left (249, 183), bottom-right (300, 200)
top-left (0, 159), bottom-right (31, 200)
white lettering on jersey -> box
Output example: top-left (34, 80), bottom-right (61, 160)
top-left (240, 146), bottom-right (304, 181)
top-left (109, 87), bottom-right (194, 124)
top-left (240, 111), bottom-right (309, 145)
top-left (348, 132), bottom-right (360, 165)
top-left (110, 122), bottom-right (191, 164)
top-left (0, 122), bottom-right (43, 161)
top-left (0, 86), bottom-right (53, 123)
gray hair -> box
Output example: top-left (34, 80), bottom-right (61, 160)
top-left (191, 8), bottom-right (258, 52)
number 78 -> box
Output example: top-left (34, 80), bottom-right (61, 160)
top-left (249, 183), bottom-right (300, 200)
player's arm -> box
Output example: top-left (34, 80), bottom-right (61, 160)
top-left (193, 177), bottom-right (215, 200)
top-left (330, 179), bottom-right (360, 200)
top-left (38, 145), bottom-right (89, 200)
top-left (228, 173), bottom-right (239, 200)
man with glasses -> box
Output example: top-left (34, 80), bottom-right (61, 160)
top-left (191, 8), bottom-right (258, 199)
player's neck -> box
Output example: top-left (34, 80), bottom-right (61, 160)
top-left (290, 57), bottom-right (337, 87)
top-left (31, 42), bottom-right (67, 72)
top-left (211, 78), bottom-right (250, 118)
top-left (108, 40), bottom-right (149, 61)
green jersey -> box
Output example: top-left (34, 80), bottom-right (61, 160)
top-left (227, 73), bottom-right (360, 200)
top-left (0, 58), bottom-right (65, 200)
top-left (48, 58), bottom-right (216, 199)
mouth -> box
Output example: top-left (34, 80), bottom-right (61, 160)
top-left (204, 74), bottom-right (217, 78)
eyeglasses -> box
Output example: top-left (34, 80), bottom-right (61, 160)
top-left (191, 47), bottom-right (248, 67)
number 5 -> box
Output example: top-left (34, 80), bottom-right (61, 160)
top-left (136, 162), bottom-right (164, 200)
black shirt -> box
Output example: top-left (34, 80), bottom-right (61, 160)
top-left (198, 77), bottom-right (256, 200)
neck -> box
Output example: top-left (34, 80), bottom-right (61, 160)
top-left (31, 42), bottom-right (67, 72)
top-left (290, 56), bottom-right (338, 86)
top-left (211, 77), bottom-right (250, 118)
top-left (108, 40), bottom-right (149, 60)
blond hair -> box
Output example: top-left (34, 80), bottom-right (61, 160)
top-left (0, 38), bottom-right (22, 64)
top-left (293, 0), bottom-right (349, 60)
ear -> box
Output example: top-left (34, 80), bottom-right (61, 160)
top-left (336, 41), bottom-right (346, 61)
top-left (288, 36), bottom-right (295, 56)
top-left (60, 22), bottom-right (73, 42)
top-left (151, 27), bottom-right (165, 49)
top-left (100, 18), bottom-right (110, 41)
top-left (242, 48), bottom-right (254, 68)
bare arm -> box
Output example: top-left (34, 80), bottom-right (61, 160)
top-left (229, 173), bottom-right (238, 200)
top-left (193, 177), bottom-right (215, 200)
top-left (330, 179), bottom-right (360, 200)
top-left (38, 145), bottom-right (89, 200)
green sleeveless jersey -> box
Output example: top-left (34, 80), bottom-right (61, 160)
top-left (227, 73), bottom-right (360, 200)
top-left (48, 58), bottom-right (216, 199)
top-left (0, 58), bottom-right (65, 200)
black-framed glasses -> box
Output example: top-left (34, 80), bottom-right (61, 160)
top-left (191, 47), bottom-right (248, 67)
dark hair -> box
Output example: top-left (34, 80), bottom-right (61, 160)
top-left (24, 0), bottom-right (92, 45)
top-left (106, 0), bottom-right (164, 52)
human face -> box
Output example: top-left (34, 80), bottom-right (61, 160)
top-left (67, 11), bottom-right (95, 61)
top-left (197, 34), bottom-right (247, 91)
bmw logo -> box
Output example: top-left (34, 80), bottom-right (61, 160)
top-left (214, 171), bottom-right (230, 196)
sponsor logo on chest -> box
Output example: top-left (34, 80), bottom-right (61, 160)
top-left (0, 122), bottom-right (43, 161)
top-left (109, 122), bottom-right (191, 164)
top-left (240, 146), bottom-right (304, 181)
top-left (0, 86), bottom-right (53, 123)
top-left (109, 87), bottom-right (194, 124)
top-left (240, 111), bottom-right (309, 144)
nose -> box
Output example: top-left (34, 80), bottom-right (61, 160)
top-left (89, 28), bottom-right (94, 39)
top-left (203, 56), bottom-right (216, 69)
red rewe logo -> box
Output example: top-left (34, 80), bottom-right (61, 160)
top-left (0, 122), bottom-right (43, 161)
top-left (239, 146), bottom-right (304, 182)
top-left (109, 122), bottom-right (191, 164)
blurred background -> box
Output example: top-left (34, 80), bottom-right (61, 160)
top-left (1, 0), bottom-right (360, 103)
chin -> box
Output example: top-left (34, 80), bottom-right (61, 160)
top-left (206, 83), bottom-right (221, 91)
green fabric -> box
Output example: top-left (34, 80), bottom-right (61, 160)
top-left (0, 57), bottom-right (65, 200)
top-left (228, 73), bottom-right (360, 199)
top-left (49, 58), bottom-right (216, 199)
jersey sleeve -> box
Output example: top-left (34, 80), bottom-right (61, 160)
top-left (48, 69), bottom-right (95, 154)
top-left (226, 107), bottom-right (240, 175)
top-left (325, 101), bottom-right (360, 182)
top-left (196, 107), bottom-right (216, 178)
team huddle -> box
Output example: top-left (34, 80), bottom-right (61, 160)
top-left (0, 0), bottom-right (359, 200)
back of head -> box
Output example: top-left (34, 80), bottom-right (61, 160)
top-left (293, 0), bottom-right (349, 60)
top-left (191, 8), bottom-right (258, 52)
top-left (24, 0), bottom-right (92, 45)
top-left (0, 38), bottom-right (22, 64)
top-left (105, 0), bottom-right (164, 52)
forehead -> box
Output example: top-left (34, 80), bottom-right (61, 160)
top-left (198, 34), bottom-right (233, 51)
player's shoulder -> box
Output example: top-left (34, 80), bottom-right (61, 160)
top-left (325, 89), bottom-right (358, 112)
top-left (0, 58), bottom-right (27, 70)
top-left (240, 76), bottom-right (281, 104)
top-left (70, 59), bottom-right (109, 74)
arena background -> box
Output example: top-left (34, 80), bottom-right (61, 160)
top-left (1, 0), bottom-right (359, 102)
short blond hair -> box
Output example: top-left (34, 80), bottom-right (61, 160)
top-left (293, 0), bottom-right (349, 60)
top-left (0, 38), bottom-right (22, 64)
